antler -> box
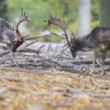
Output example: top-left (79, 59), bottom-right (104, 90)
top-left (44, 16), bottom-right (67, 31)
top-left (44, 16), bottom-right (75, 58)
top-left (16, 8), bottom-right (30, 37)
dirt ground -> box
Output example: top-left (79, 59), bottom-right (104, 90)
top-left (0, 66), bottom-right (110, 110)
top-left (0, 43), bottom-right (110, 110)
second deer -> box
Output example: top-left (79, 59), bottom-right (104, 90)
top-left (45, 16), bottom-right (110, 75)
top-left (0, 9), bottom-right (30, 65)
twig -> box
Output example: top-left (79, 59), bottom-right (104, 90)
top-left (25, 30), bottom-right (50, 41)
top-left (23, 39), bottom-right (38, 48)
top-left (51, 32), bottom-right (65, 38)
top-left (90, 75), bottom-right (109, 89)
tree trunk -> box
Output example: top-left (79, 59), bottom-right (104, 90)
top-left (99, 0), bottom-right (110, 57)
top-left (0, 0), bottom-right (7, 19)
top-left (99, 0), bottom-right (110, 27)
top-left (78, 0), bottom-right (91, 37)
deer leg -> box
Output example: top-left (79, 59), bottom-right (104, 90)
top-left (11, 51), bottom-right (19, 66)
top-left (100, 51), bottom-right (106, 75)
top-left (89, 49), bottom-right (100, 74)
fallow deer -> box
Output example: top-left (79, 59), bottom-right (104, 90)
top-left (0, 9), bottom-right (30, 65)
top-left (45, 17), bottom-right (110, 75)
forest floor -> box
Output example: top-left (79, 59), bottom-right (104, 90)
top-left (0, 62), bottom-right (110, 110)
top-left (0, 43), bottom-right (110, 110)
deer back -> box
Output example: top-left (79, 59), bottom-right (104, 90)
top-left (0, 18), bottom-right (15, 43)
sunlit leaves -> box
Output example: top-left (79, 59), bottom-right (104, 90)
top-left (0, 68), bottom-right (110, 110)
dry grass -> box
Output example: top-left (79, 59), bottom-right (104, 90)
top-left (0, 67), bottom-right (110, 110)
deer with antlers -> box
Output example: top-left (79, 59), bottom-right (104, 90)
top-left (0, 9), bottom-right (30, 65)
top-left (45, 16), bottom-right (110, 75)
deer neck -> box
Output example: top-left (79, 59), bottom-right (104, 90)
top-left (76, 35), bottom-right (93, 52)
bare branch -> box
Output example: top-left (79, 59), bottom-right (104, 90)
top-left (51, 32), bottom-right (65, 38)
top-left (25, 30), bottom-right (51, 40)
top-left (23, 40), bottom-right (38, 48)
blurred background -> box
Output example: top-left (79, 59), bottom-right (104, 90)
top-left (0, 0), bottom-right (99, 42)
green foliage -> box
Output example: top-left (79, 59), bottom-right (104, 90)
top-left (6, 0), bottom-right (99, 41)
top-left (91, 20), bottom-right (99, 29)
top-left (91, 0), bottom-right (99, 22)
top-left (6, 0), bottom-right (77, 31)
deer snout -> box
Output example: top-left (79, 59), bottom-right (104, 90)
top-left (71, 48), bottom-right (77, 58)
top-left (73, 53), bottom-right (77, 58)
top-left (71, 51), bottom-right (77, 58)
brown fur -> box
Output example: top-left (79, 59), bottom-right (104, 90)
top-left (0, 9), bottom-right (29, 65)
top-left (0, 18), bottom-right (24, 52)
top-left (45, 17), bottom-right (110, 75)
top-left (70, 27), bottom-right (110, 75)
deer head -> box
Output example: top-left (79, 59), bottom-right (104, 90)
top-left (69, 32), bottom-right (79, 57)
top-left (44, 16), bottom-right (77, 58)
top-left (12, 9), bottom-right (30, 52)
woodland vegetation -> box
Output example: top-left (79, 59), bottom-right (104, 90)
top-left (1, 0), bottom-right (99, 42)
top-left (0, 0), bottom-right (110, 110)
